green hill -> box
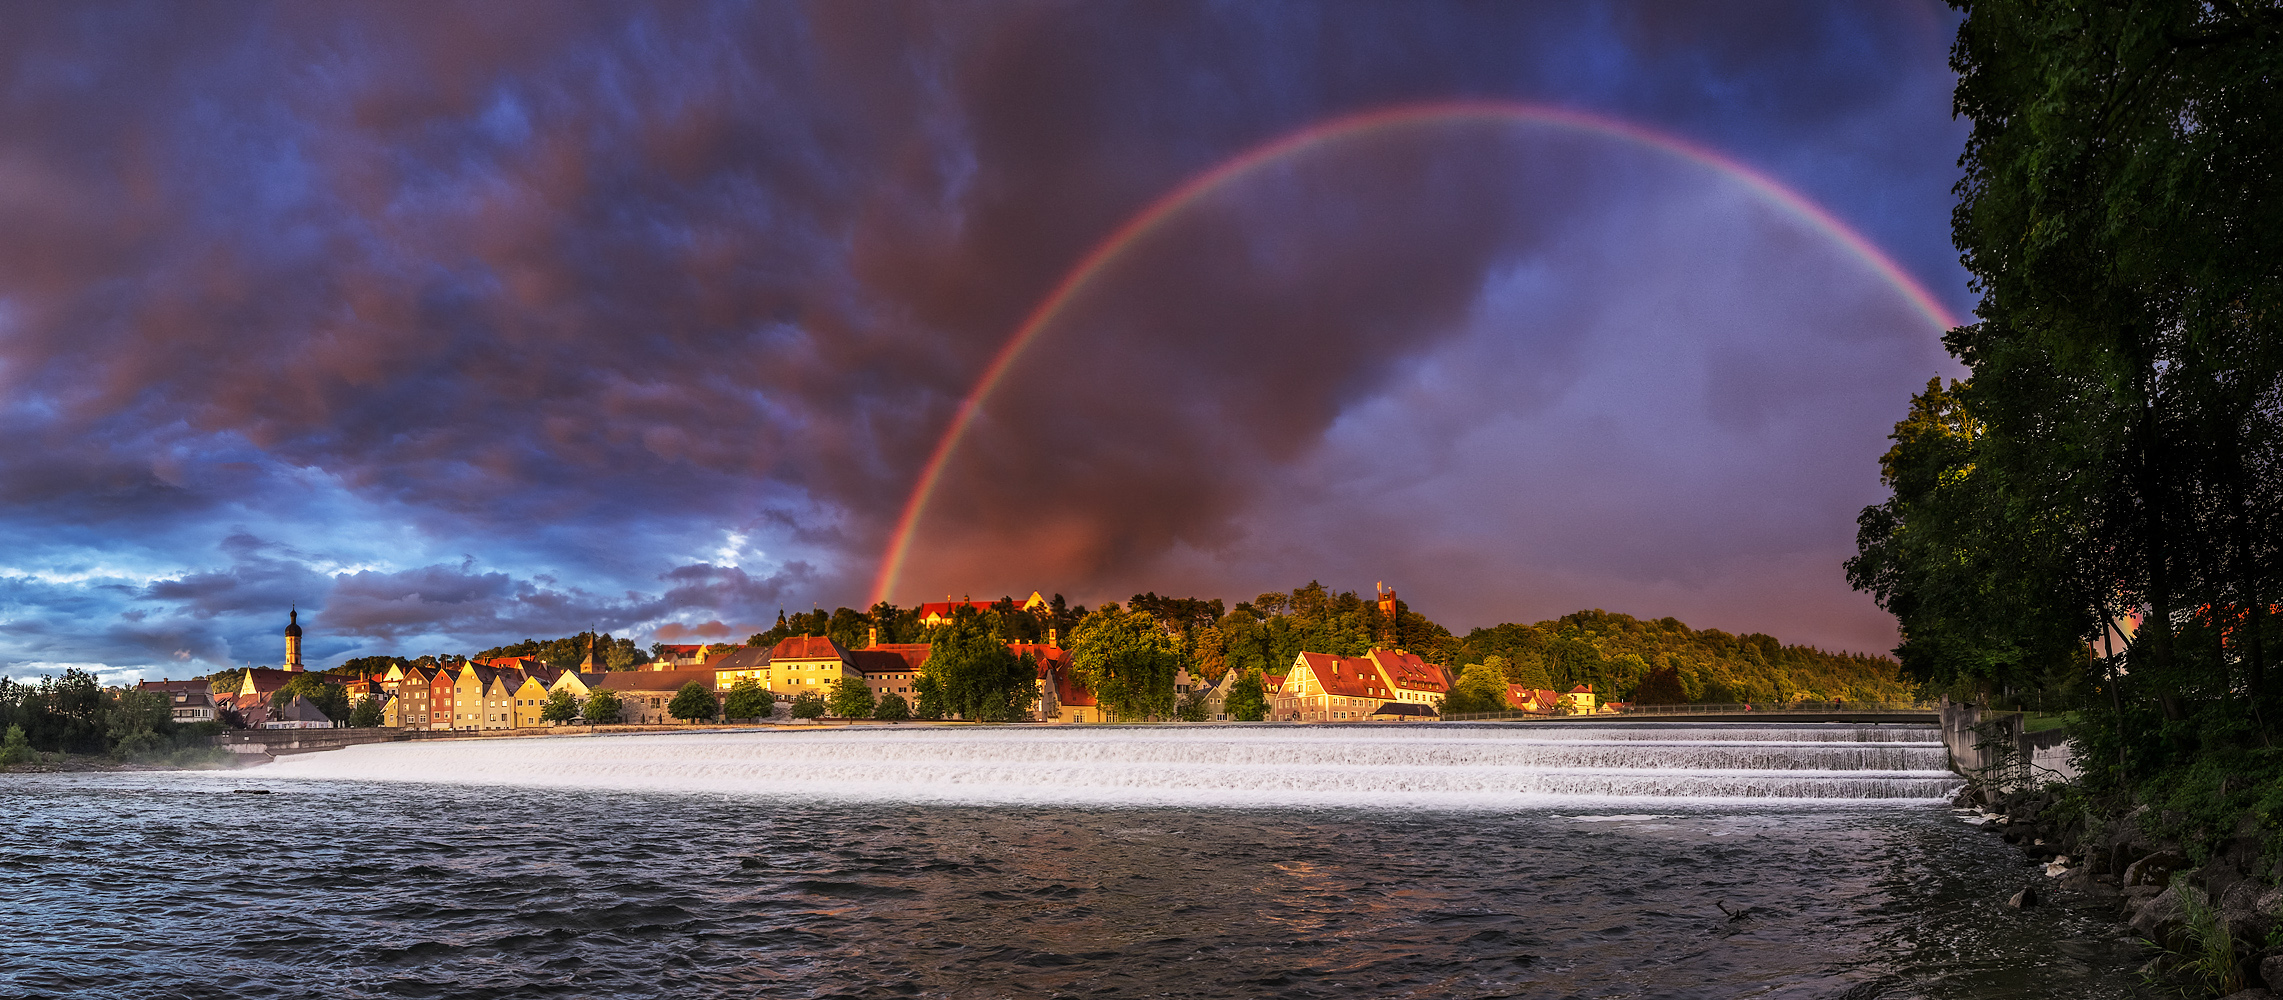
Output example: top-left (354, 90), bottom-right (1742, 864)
top-left (1457, 609), bottom-right (1913, 705)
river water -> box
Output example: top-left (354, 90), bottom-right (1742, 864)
top-left (0, 723), bottom-right (2148, 998)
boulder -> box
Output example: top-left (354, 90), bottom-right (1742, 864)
top-left (2132, 885), bottom-right (2201, 950)
top-left (2262, 952), bottom-right (2283, 992)
top-left (2126, 851), bottom-right (2189, 888)
top-left (2009, 887), bottom-right (2039, 909)
top-left (2222, 881), bottom-right (2267, 943)
top-left (2219, 990), bottom-right (2273, 1000)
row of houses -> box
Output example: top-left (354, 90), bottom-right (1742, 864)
top-left (137, 606), bottom-right (1608, 730)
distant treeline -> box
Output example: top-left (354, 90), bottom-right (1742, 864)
top-left (0, 669), bottom-right (224, 763)
top-left (1456, 610), bottom-right (1912, 705)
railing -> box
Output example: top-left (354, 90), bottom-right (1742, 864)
top-left (1439, 701), bottom-right (1933, 722)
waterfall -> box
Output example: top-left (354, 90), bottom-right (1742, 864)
top-left (247, 723), bottom-right (1960, 808)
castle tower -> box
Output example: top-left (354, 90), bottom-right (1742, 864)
top-left (1376, 583), bottom-right (1398, 618)
top-left (283, 607), bottom-right (305, 672)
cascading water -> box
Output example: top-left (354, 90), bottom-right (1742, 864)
top-left (252, 722), bottom-right (1961, 807)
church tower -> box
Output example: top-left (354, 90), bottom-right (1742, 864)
top-left (283, 607), bottom-right (305, 672)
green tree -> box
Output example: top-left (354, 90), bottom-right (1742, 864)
top-left (828, 679), bottom-right (875, 720)
top-left (912, 674), bottom-right (947, 720)
top-left (582, 688), bottom-right (623, 725)
top-left (874, 691), bottom-right (911, 721)
top-left (668, 681), bottom-right (719, 723)
top-left (721, 678), bottom-right (772, 721)
top-left (1070, 608), bottom-right (1183, 721)
top-left (790, 689), bottom-right (827, 721)
top-left (269, 673), bottom-right (350, 724)
top-left (1224, 670), bottom-right (1268, 722)
top-left (925, 607), bottom-right (1037, 722)
top-left (0, 724), bottom-right (29, 766)
top-left (1175, 690), bottom-right (1209, 722)
top-left (1632, 666), bottom-right (1688, 705)
top-left (540, 689), bottom-right (582, 724)
top-left (347, 696), bottom-right (385, 728)
top-left (1443, 663), bottom-right (1510, 715)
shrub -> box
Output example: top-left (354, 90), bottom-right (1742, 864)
top-left (668, 681), bottom-right (719, 722)
top-left (790, 690), bottom-right (827, 720)
top-left (873, 692), bottom-right (911, 721)
top-left (721, 679), bottom-right (771, 721)
top-left (582, 689), bottom-right (623, 725)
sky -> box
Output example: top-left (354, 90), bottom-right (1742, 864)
top-left (0, 1), bottom-right (1971, 681)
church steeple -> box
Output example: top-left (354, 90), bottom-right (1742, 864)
top-left (283, 606), bottom-right (305, 672)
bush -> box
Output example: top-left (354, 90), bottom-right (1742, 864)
top-left (582, 689), bottom-right (623, 725)
top-left (668, 681), bottom-right (719, 722)
top-left (874, 692), bottom-right (911, 721)
top-left (0, 724), bottom-right (30, 766)
top-left (828, 679), bottom-right (875, 719)
top-left (347, 697), bottom-right (385, 728)
top-left (539, 689), bottom-right (582, 724)
top-left (790, 690), bottom-right (827, 720)
top-left (722, 678), bottom-right (771, 721)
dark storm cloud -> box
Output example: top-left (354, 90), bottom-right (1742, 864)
top-left (0, 1), bottom-right (1964, 672)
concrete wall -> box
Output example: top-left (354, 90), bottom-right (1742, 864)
top-left (215, 727), bottom-right (408, 756)
top-left (1938, 698), bottom-right (2080, 790)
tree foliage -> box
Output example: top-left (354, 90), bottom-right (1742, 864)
top-left (269, 673), bottom-right (350, 723)
top-left (828, 678), bottom-right (875, 720)
top-left (1223, 670), bottom-right (1268, 722)
top-left (668, 681), bottom-right (719, 722)
top-left (1458, 610), bottom-right (1910, 705)
top-left (789, 689), bottom-right (827, 721)
top-left (347, 696), bottom-right (385, 728)
top-left (1069, 608), bottom-right (1183, 721)
top-left (540, 689), bottom-right (582, 724)
top-left (1442, 663), bottom-right (1510, 714)
top-left (721, 678), bottom-right (772, 721)
top-left (1213, 582), bottom-right (1457, 680)
top-left (873, 691), bottom-right (911, 721)
top-left (924, 607), bottom-right (1037, 722)
top-left (581, 688), bottom-right (623, 725)
top-left (1854, 2), bottom-right (2283, 802)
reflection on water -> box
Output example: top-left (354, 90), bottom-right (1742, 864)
top-left (0, 727), bottom-right (2144, 999)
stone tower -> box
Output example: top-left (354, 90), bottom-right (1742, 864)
top-left (283, 606), bottom-right (305, 672)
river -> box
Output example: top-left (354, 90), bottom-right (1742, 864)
top-left (0, 723), bottom-right (2147, 998)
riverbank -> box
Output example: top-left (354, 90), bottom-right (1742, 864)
top-left (1956, 776), bottom-right (2283, 997)
top-left (0, 749), bottom-right (242, 773)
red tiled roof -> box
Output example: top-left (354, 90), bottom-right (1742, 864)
top-left (706, 647), bottom-right (770, 673)
top-left (769, 635), bottom-right (851, 663)
top-left (869, 643), bottom-right (933, 672)
top-left (597, 669), bottom-right (721, 694)
top-left (657, 644), bottom-right (705, 655)
top-left (1569, 684), bottom-right (1594, 694)
top-left (1293, 652), bottom-right (1383, 698)
top-left (849, 649), bottom-right (923, 676)
top-left (1364, 649), bottom-right (1448, 694)
top-left (139, 679), bottom-right (211, 695)
top-left (1506, 685), bottom-right (1562, 709)
top-left (477, 655), bottom-right (547, 671)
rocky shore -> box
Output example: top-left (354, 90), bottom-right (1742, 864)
top-left (1959, 783), bottom-right (2282, 998)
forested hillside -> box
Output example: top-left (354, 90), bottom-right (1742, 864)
top-left (1457, 610), bottom-right (1913, 705)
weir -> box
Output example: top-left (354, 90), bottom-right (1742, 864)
top-left (253, 722), bottom-right (1962, 808)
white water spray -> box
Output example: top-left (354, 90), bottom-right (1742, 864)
top-left (246, 723), bottom-right (1961, 809)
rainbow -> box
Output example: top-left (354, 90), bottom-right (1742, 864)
top-left (869, 99), bottom-right (1961, 606)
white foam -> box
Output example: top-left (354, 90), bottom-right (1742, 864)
top-left (227, 724), bottom-right (1962, 810)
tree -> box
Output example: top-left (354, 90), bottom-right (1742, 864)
top-left (828, 679), bottom-right (875, 719)
top-left (1632, 666), bottom-right (1688, 705)
top-left (874, 692), bottom-right (911, 721)
top-left (582, 689), bottom-right (623, 725)
top-left (540, 689), bottom-right (582, 724)
top-left (1443, 663), bottom-right (1509, 715)
top-left (347, 697), bottom-right (385, 728)
top-left (925, 607), bottom-right (1037, 722)
top-left (105, 688), bottom-right (175, 759)
top-left (1175, 689), bottom-right (1210, 722)
top-left (721, 678), bottom-right (771, 721)
top-left (790, 690), bottom-right (827, 721)
top-left (912, 674), bottom-right (947, 720)
top-left (0, 724), bottom-right (29, 766)
top-left (269, 673), bottom-right (350, 724)
top-left (668, 681), bottom-right (718, 723)
top-left (1070, 608), bottom-right (1182, 721)
top-left (1224, 670), bottom-right (1268, 722)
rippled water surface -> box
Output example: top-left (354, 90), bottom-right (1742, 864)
top-left (0, 724), bottom-right (2145, 999)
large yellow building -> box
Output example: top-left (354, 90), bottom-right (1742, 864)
top-left (706, 647), bottom-right (771, 692)
top-left (763, 635), bottom-right (857, 694)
